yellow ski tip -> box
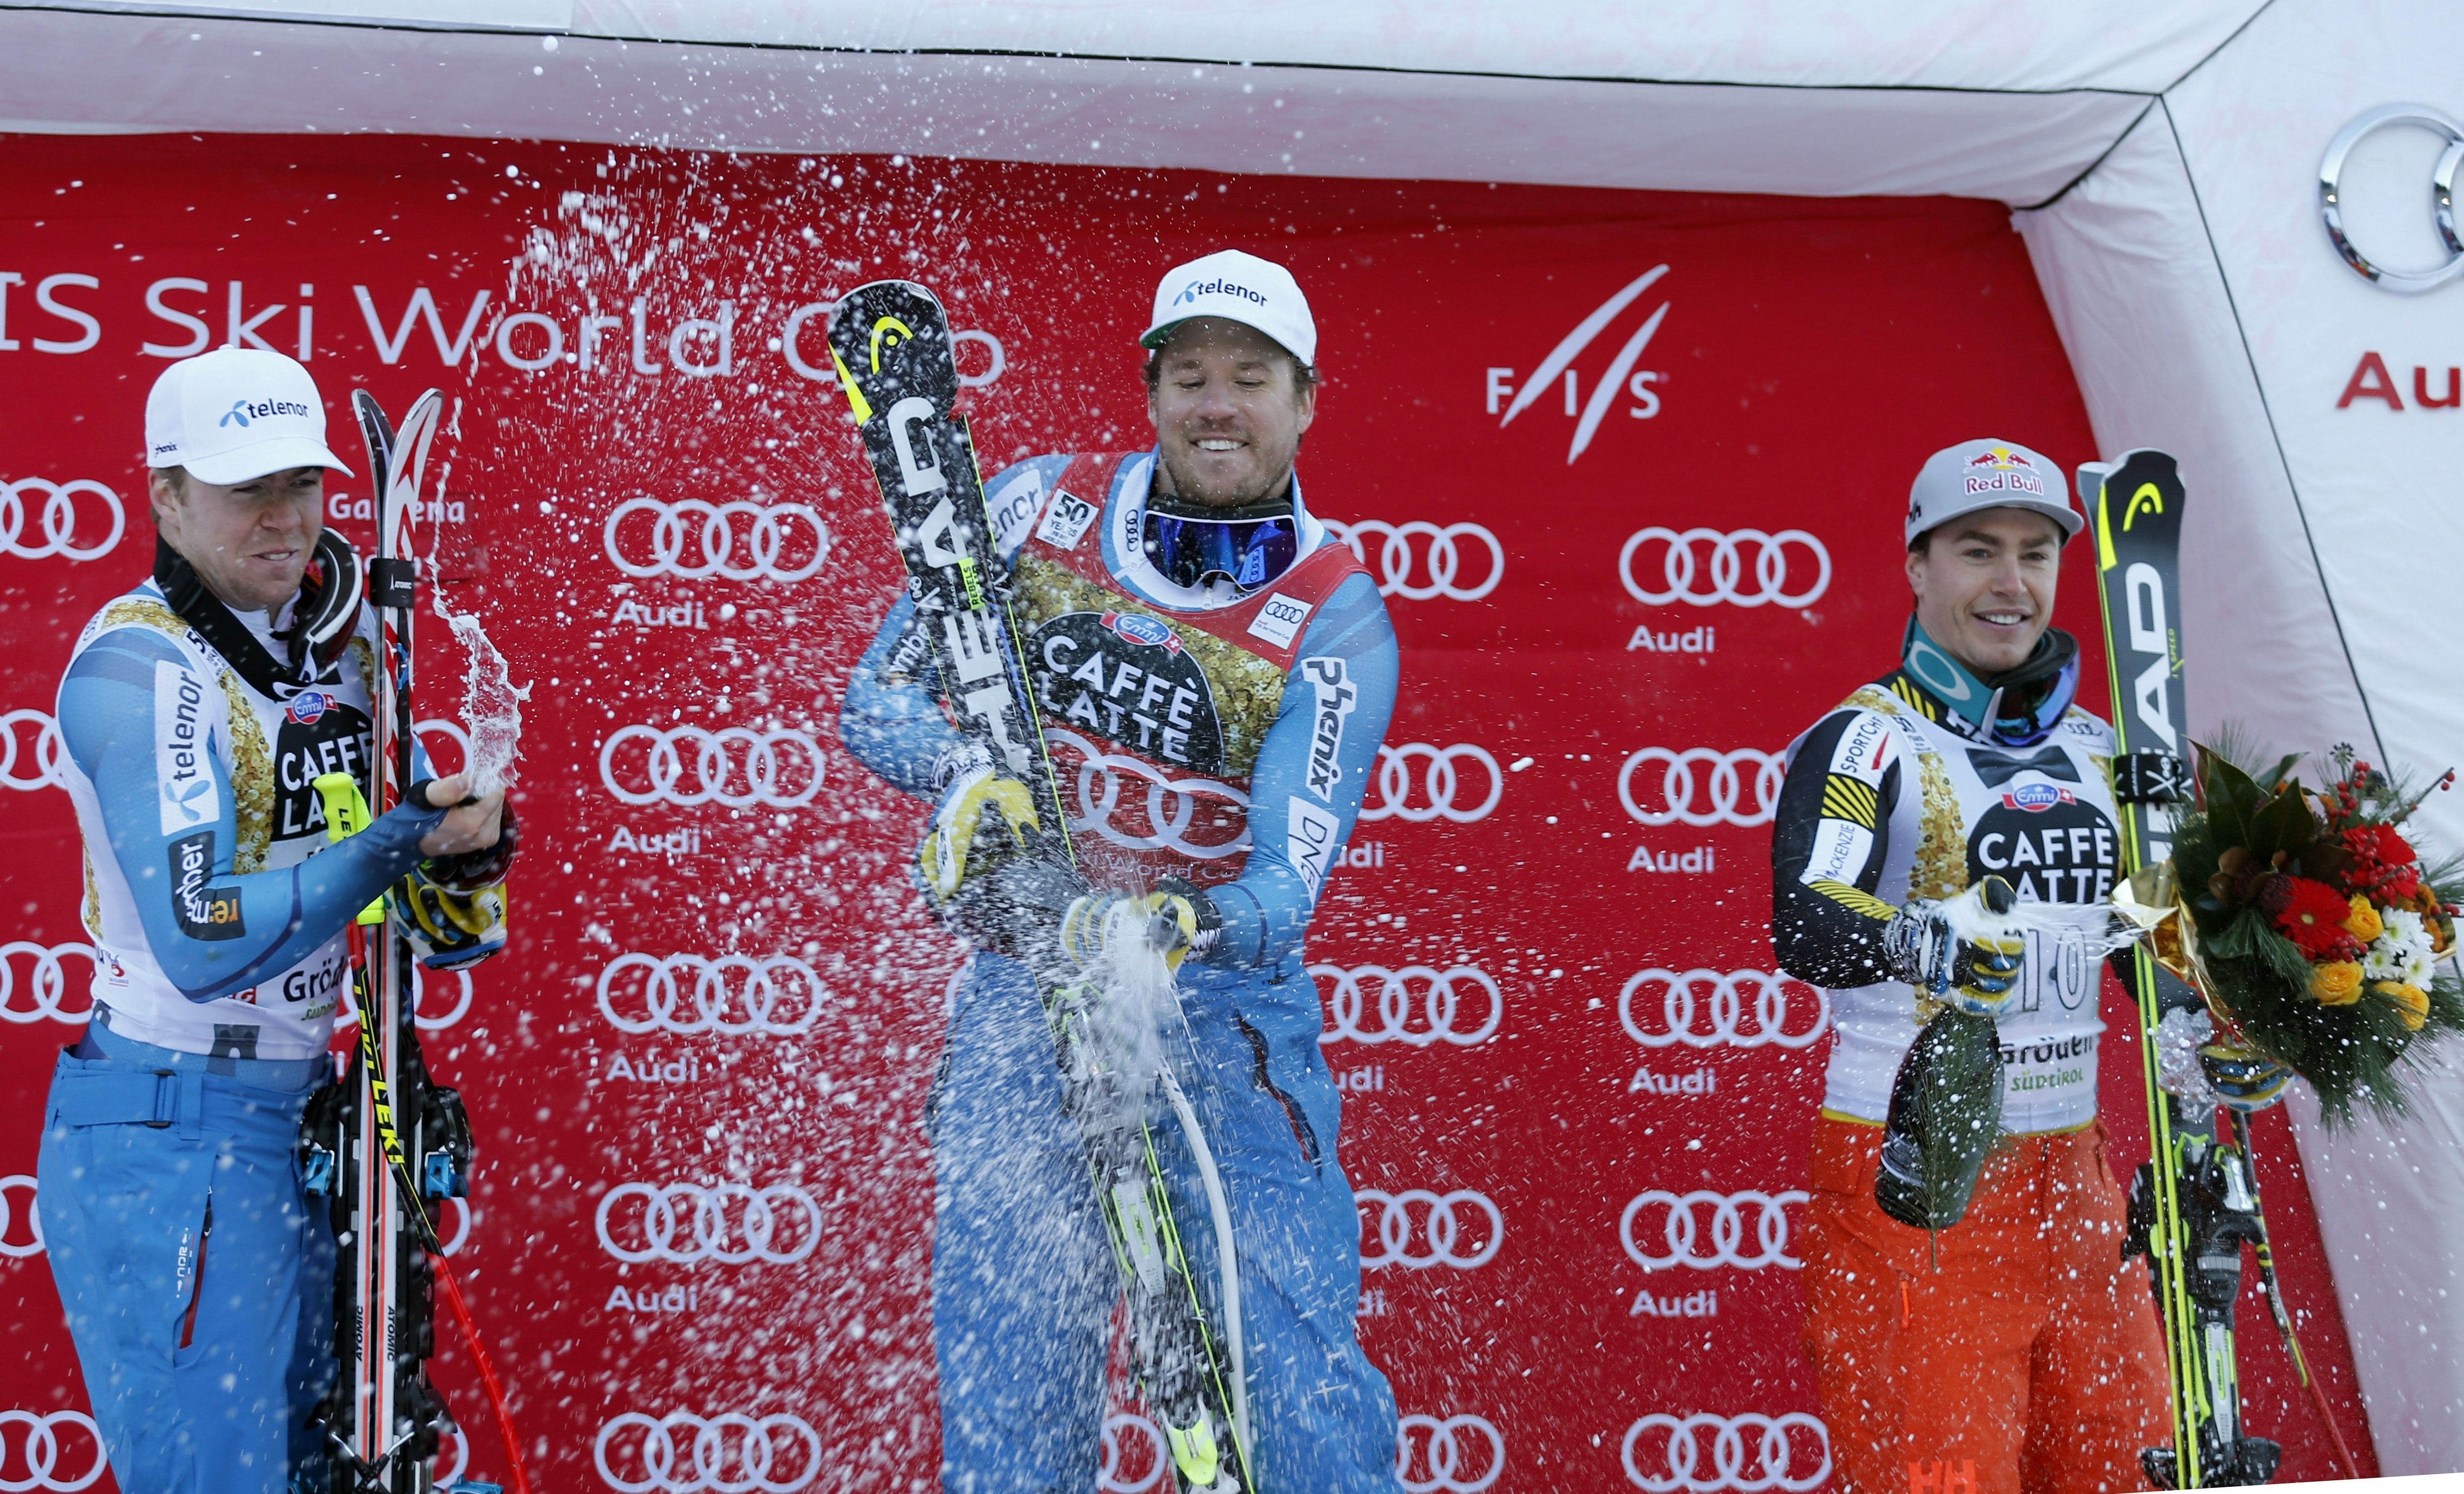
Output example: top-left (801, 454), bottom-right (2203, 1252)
top-left (830, 348), bottom-right (873, 424)
top-left (1166, 1415), bottom-right (1222, 1486)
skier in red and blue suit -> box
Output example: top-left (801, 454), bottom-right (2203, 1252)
top-left (840, 250), bottom-right (1402, 1492)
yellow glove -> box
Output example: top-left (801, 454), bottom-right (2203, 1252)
top-left (396, 870), bottom-right (509, 971)
top-left (921, 761), bottom-right (1041, 907)
top-left (1059, 881), bottom-right (1220, 972)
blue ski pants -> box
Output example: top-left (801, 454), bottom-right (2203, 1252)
top-left (929, 949), bottom-right (1398, 1493)
top-left (36, 1020), bottom-right (336, 1494)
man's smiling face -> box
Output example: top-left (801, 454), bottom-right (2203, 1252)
top-left (151, 465), bottom-right (327, 613)
top-left (1146, 317), bottom-right (1316, 509)
top-left (1904, 506), bottom-right (2064, 675)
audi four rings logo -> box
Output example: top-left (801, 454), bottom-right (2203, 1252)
top-left (598, 954), bottom-right (825, 1036)
top-left (1620, 528), bottom-right (1831, 608)
top-left (1, 1175), bottom-right (42, 1259)
top-left (1619, 748), bottom-right (1783, 828)
top-left (605, 497), bottom-right (832, 582)
top-left (1048, 728), bottom-right (1250, 859)
top-left (1619, 970), bottom-right (1830, 1051)
top-left (1357, 1188), bottom-right (1503, 1270)
top-left (1323, 520), bottom-right (1505, 602)
top-left (0, 1410), bottom-right (105, 1492)
top-left (2319, 104), bottom-right (2464, 293)
top-left (600, 725), bottom-right (826, 809)
top-left (2, 479), bottom-right (124, 562)
top-left (594, 1411), bottom-right (822, 1494)
top-left (2, 711), bottom-right (66, 792)
top-left (1098, 1413), bottom-right (1168, 1494)
top-left (1361, 744), bottom-right (1502, 824)
top-left (1623, 1413), bottom-right (1832, 1493)
top-left (1622, 1190), bottom-right (1807, 1272)
top-left (1313, 964), bottom-right (1502, 1047)
top-left (1398, 1414), bottom-right (1505, 1493)
top-left (1, 943), bottom-right (95, 1026)
top-left (595, 1182), bottom-right (823, 1265)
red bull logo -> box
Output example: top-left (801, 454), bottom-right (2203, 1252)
top-left (1964, 444), bottom-right (2046, 497)
top-left (1965, 445), bottom-right (2034, 470)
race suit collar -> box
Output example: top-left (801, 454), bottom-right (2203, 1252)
top-left (153, 537), bottom-right (353, 697)
top-left (1895, 617), bottom-right (2078, 748)
top-left (1104, 449), bottom-right (1328, 611)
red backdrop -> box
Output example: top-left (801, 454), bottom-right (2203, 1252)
top-left (0, 134), bottom-right (2375, 1493)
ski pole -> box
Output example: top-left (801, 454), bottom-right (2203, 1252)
top-left (2228, 1109), bottom-right (2363, 1482)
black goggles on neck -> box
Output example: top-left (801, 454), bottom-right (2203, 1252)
top-left (1140, 507), bottom-right (1298, 591)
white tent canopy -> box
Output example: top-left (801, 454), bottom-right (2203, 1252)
top-left (8, 0), bottom-right (2462, 1473)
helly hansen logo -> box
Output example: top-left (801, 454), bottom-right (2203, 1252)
top-left (1301, 656), bottom-right (1355, 802)
top-left (169, 832), bottom-right (244, 941)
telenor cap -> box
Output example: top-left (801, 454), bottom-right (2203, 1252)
top-left (145, 347), bottom-right (353, 485)
top-left (1140, 249), bottom-right (1317, 367)
top-left (1905, 438), bottom-right (2078, 546)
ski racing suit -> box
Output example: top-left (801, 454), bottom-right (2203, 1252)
top-left (36, 545), bottom-right (469, 1493)
top-left (1769, 632), bottom-right (2167, 1494)
top-left (841, 451), bottom-right (1402, 1492)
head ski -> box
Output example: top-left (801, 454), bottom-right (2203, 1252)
top-left (827, 282), bottom-right (1250, 1493)
top-left (2086, 452), bottom-right (2280, 1488)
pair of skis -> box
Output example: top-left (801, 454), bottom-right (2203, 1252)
top-left (300, 389), bottom-right (528, 1494)
top-left (2087, 453), bottom-right (2357, 1488)
top-left (826, 282), bottom-right (1250, 1494)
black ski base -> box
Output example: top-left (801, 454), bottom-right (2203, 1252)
top-left (2144, 1437), bottom-right (2283, 1490)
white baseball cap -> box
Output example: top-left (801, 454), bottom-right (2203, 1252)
top-left (145, 347), bottom-right (354, 484)
top-left (1904, 438), bottom-right (2079, 547)
top-left (1140, 249), bottom-right (1317, 367)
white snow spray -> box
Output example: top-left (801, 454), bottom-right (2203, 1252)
top-left (431, 589), bottom-right (531, 797)
top-left (1068, 899), bottom-right (1189, 1131)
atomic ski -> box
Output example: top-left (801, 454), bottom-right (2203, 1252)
top-left (2086, 452), bottom-right (2280, 1488)
top-left (826, 282), bottom-right (1249, 1494)
top-left (299, 390), bottom-right (525, 1494)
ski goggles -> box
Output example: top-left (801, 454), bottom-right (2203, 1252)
top-left (1140, 510), bottom-right (1298, 591)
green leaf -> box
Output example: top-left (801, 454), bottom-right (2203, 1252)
top-left (2198, 744), bottom-right (2263, 849)
top-left (2248, 782), bottom-right (2321, 859)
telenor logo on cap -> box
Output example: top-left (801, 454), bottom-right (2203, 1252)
top-left (1173, 278), bottom-right (1269, 308)
top-left (220, 397), bottom-right (314, 429)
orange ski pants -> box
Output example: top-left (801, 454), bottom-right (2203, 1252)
top-left (1801, 1116), bottom-right (2169, 1494)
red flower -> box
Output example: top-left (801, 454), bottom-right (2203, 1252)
top-left (2267, 876), bottom-right (2367, 960)
top-left (2338, 823), bottom-right (2422, 898)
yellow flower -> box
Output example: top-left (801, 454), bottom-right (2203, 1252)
top-left (2343, 895), bottom-right (2385, 944)
top-left (2310, 961), bottom-right (2365, 1005)
top-left (2377, 981), bottom-right (2430, 1032)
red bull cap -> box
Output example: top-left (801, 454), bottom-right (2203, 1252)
top-left (1905, 438), bottom-right (2079, 547)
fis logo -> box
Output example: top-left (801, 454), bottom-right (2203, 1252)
top-left (1173, 277), bottom-right (1268, 307)
top-left (1301, 656), bottom-right (1356, 802)
top-left (1491, 265), bottom-right (1672, 464)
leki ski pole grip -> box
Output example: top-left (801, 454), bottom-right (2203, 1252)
top-left (312, 772), bottom-right (385, 927)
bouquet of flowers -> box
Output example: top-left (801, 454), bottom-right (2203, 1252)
top-left (2163, 742), bottom-right (2464, 1121)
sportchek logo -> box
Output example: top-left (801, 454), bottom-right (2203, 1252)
top-left (219, 396), bottom-right (314, 427)
top-left (1173, 277), bottom-right (1267, 307)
